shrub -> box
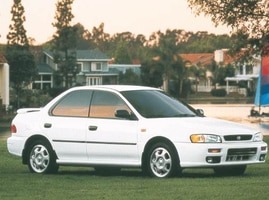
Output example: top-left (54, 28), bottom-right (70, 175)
top-left (211, 88), bottom-right (227, 97)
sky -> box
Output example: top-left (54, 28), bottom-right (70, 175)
top-left (0, 0), bottom-right (232, 45)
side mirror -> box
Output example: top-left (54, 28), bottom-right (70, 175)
top-left (196, 109), bottom-right (204, 117)
top-left (115, 109), bottom-right (137, 120)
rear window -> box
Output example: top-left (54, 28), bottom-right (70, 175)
top-left (51, 90), bottom-right (92, 117)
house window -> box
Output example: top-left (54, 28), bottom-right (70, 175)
top-left (43, 75), bottom-right (51, 81)
top-left (91, 62), bottom-right (102, 71)
top-left (77, 63), bottom-right (83, 72)
top-left (33, 74), bottom-right (53, 90)
top-left (246, 65), bottom-right (253, 75)
top-left (96, 63), bottom-right (102, 70)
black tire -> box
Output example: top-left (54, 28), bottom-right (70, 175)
top-left (27, 140), bottom-right (59, 174)
top-left (214, 165), bottom-right (247, 176)
top-left (144, 142), bottom-right (179, 178)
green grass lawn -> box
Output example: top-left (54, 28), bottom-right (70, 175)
top-left (0, 137), bottom-right (269, 200)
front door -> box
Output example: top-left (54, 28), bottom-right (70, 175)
top-left (86, 90), bottom-right (140, 166)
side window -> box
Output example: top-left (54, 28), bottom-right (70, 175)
top-left (90, 90), bottom-right (131, 119)
top-left (51, 90), bottom-right (92, 117)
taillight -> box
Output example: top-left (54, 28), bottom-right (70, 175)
top-left (10, 124), bottom-right (17, 133)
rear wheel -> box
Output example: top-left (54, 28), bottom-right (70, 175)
top-left (214, 165), bottom-right (246, 176)
top-left (145, 142), bottom-right (179, 178)
top-left (27, 140), bottom-right (58, 174)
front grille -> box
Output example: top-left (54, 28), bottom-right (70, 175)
top-left (224, 135), bottom-right (252, 141)
top-left (226, 148), bottom-right (257, 161)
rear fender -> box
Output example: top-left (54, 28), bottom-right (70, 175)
top-left (22, 135), bottom-right (57, 164)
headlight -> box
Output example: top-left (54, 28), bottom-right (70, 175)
top-left (190, 134), bottom-right (222, 143)
top-left (253, 132), bottom-right (263, 142)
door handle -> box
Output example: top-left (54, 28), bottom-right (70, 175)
top-left (89, 126), bottom-right (98, 131)
top-left (44, 123), bottom-right (52, 128)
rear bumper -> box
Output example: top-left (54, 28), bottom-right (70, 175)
top-left (7, 136), bottom-right (25, 157)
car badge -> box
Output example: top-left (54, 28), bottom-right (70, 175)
top-left (236, 136), bottom-right (241, 140)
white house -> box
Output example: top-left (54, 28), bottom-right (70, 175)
top-left (0, 54), bottom-right (9, 110)
top-left (181, 49), bottom-right (260, 96)
top-left (219, 49), bottom-right (260, 96)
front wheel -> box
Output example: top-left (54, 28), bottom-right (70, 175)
top-left (145, 142), bottom-right (179, 178)
top-left (27, 140), bottom-right (58, 174)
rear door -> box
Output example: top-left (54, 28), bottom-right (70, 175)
top-left (42, 90), bottom-right (93, 162)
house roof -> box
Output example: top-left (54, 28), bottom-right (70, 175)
top-left (180, 53), bottom-right (214, 67)
top-left (222, 50), bottom-right (244, 65)
top-left (44, 49), bottom-right (110, 61)
top-left (76, 50), bottom-right (110, 60)
top-left (180, 51), bottom-right (246, 67)
top-left (37, 63), bottom-right (53, 73)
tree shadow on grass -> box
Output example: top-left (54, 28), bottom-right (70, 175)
top-left (57, 167), bottom-right (144, 177)
top-left (20, 166), bottom-right (256, 178)
top-left (57, 167), bottom-right (242, 178)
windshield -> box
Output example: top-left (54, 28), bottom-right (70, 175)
top-left (121, 90), bottom-right (198, 118)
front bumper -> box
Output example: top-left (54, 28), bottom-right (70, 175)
top-left (176, 141), bottom-right (268, 168)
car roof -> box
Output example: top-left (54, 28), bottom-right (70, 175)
top-left (71, 85), bottom-right (161, 92)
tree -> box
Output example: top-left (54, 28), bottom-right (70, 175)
top-left (119, 69), bottom-right (141, 85)
top-left (141, 60), bottom-right (163, 88)
top-left (171, 58), bottom-right (188, 97)
top-left (52, 0), bottom-right (77, 88)
top-left (179, 32), bottom-right (234, 53)
top-left (114, 39), bottom-right (132, 64)
top-left (148, 29), bottom-right (186, 93)
top-left (7, 0), bottom-right (29, 46)
top-left (6, 0), bottom-right (36, 108)
top-left (214, 64), bottom-right (235, 86)
top-left (73, 23), bottom-right (92, 49)
top-left (109, 32), bottom-right (134, 61)
top-left (91, 23), bottom-right (111, 52)
top-left (188, 0), bottom-right (269, 50)
top-left (190, 65), bottom-right (206, 92)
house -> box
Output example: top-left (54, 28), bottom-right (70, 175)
top-left (180, 53), bottom-right (214, 90)
top-left (181, 49), bottom-right (260, 96)
top-left (0, 53), bottom-right (9, 110)
top-left (218, 49), bottom-right (259, 95)
top-left (33, 49), bottom-right (118, 89)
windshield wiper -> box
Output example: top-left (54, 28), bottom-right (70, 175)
top-left (144, 113), bottom-right (197, 118)
top-left (171, 114), bottom-right (196, 117)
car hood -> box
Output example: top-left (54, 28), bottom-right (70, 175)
top-left (144, 116), bottom-right (259, 136)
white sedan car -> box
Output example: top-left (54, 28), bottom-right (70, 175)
top-left (7, 85), bottom-right (267, 178)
